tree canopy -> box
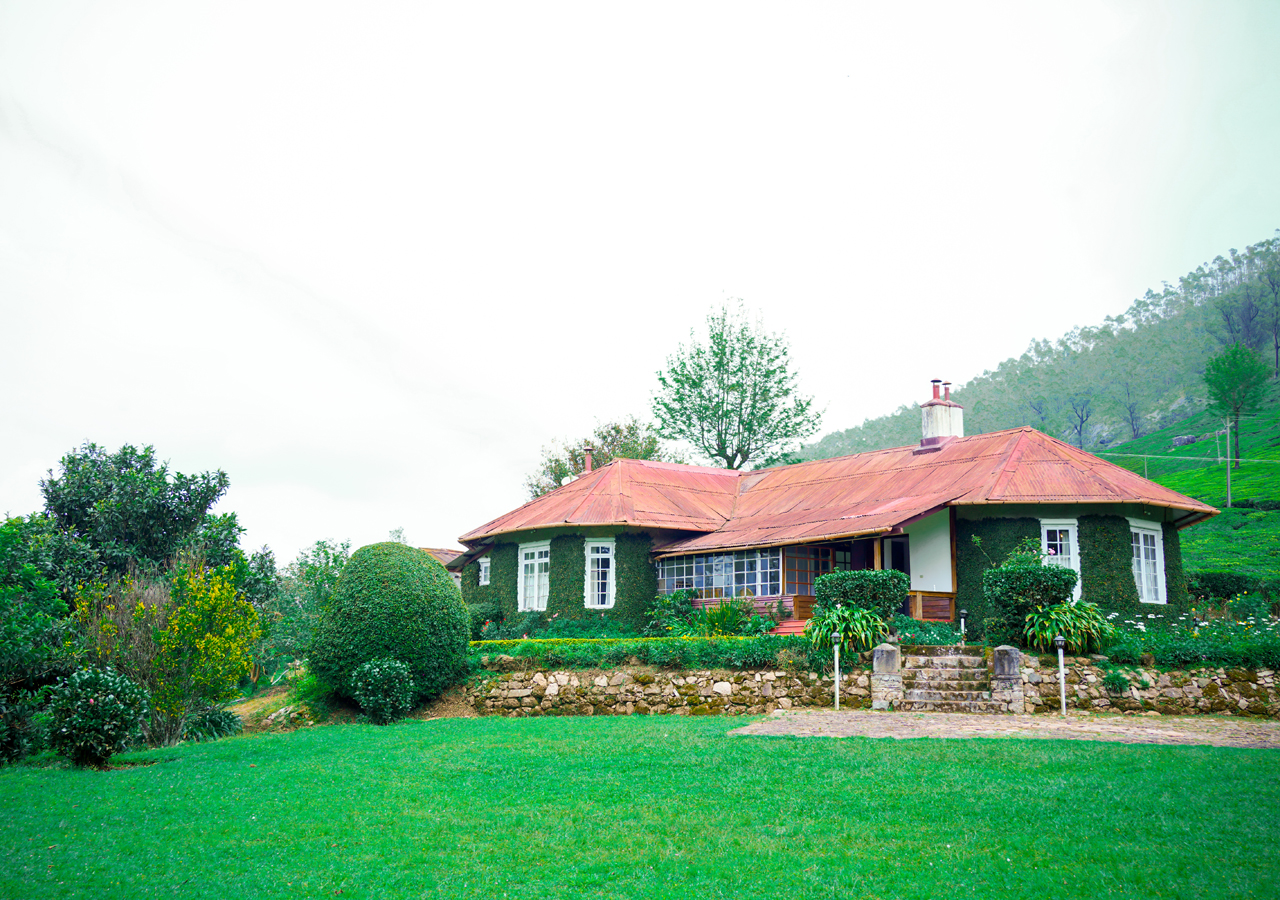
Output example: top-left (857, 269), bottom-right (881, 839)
top-left (40, 443), bottom-right (230, 575)
top-left (652, 304), bottom-right (821, 470)
top-left (1204, 341), bottom-right (1271, 467)
top-left (525, 417), bottom-right (684, 498)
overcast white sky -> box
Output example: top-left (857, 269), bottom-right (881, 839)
top-left (3, 1), bottom-right (1278, 564)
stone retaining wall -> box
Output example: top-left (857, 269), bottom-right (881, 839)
top-left (467, 663), bottom-right (872, 717)
top-left (466, 654), bottom-right (1279, 719)
top-left (1021, 656), bottom-right (1278, 717)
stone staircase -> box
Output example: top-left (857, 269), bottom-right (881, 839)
top-left (897, 645), bottom-right (1006, 713)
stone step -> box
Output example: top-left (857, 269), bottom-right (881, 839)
top-left (902, 644), bottom-right (979, 658)
top-left (904, 668), bottom-right (988, 681)
top-left (895, 699), bottom-right (1008, 714)
top-left (903, 681), bottom-right (990, 695)
top-left (905, 688), bottom-right (992, 702)
top-left (904, 657), bottom-right (987, 671)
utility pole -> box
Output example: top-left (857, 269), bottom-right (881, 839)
top-left (1225, 418), bottom-right (1232, 509)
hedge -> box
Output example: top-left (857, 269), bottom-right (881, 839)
top-left (310, 542), bottom-right (468, 703)
top-left (472, 634), bottom-right (824, 671)
top-left (814, 569), bottom-right (908, 619)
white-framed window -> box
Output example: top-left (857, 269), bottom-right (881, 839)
top-left (517, 542), bottom-right (550, 611)
top-left (1128, 518), bottom-right (1167, 605)
top-left (1039, 519), bottom-right (1081, 602)
top-left (584, 539), bottom-right (616, 609)
top-left (478, 556), bottom-right (490, 586)
top-left (657, 548), bottom-right (782, 599)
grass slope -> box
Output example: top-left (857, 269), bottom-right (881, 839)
top-left (3, 718), bottom-right (1278, 900)
top-left (1101, 381), bottom-right (1280, 580)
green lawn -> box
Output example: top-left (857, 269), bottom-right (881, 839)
top-left (3, 717), bottom-right (1278, 900)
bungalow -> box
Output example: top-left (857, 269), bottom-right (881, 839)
top-left (452, 382), bottom-right (1217, 631)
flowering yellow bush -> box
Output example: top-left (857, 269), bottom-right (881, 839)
top-left (75, 558), bottom-right (260, 745)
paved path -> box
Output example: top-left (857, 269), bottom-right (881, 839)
top-left (730, 709), bottom-right (1280, 749)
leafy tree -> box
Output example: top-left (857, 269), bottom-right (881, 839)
top-left (258, 539), bottom-right (351, 665)
top-left (1204, 342), bottom-right (1270, 468)
top-left (0, 516), bottom-right (81, 760)
top-left (41, 443), bottom-right (229, 575)
top-left (524, 416), bottom-right (685, 498)
top-left (652, 303), bottom-right (821, 469)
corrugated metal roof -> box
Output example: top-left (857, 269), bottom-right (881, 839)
top-left (457, 428), bottom-right (1218, 551)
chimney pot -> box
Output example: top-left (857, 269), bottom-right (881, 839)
top-left (583, 444), bottom-right (594, 473)
top-left (944, 382), bottom-right (951, 402)
top-left (931, 379), bottom-right (941, 400)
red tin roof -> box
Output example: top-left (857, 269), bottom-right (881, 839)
top-left (458, 427), bottom-right (1217, 554)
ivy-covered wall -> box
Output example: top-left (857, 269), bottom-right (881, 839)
top-left (459, 532), bottom-right (656, 631)
top-left (614, 532), bottom-right (658, 630)
top-left (956, 513), bottom-right (1194, 627)
top-left (461, 542), bottom-right (518, 621)
top-left (955, 517), bottom-right (1040, 628)
top-left (1078, 515), bottom-right (1140, 611)
top-left (546, 534), bottom-right (588, 620)
top-left (1163, 523), bottom-right (1190, 610)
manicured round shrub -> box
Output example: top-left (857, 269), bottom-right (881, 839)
top-left (48, 668), bottom-right (149, 768)
top-left (309, 542), bottom-right (468, 703)
top-left (350, 657), bottom-right (415, 724)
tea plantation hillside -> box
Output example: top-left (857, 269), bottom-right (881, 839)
top-left (1099, 381), bottom-right (1280, 582)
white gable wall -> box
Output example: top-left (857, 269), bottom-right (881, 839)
top-left (903, 510), bottom-right (953, 593)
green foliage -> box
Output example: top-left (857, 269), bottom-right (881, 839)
top-left (955, 518), bottom-right (1040, 629)
top-left (1205, 342), bottom-right (1270, 465)
top-left (804, 604), bottom-right (886, 653)
top-left (182, 707), bottom-right (244, 743)
top-left (259, 539), bottom-right (351, 667)
top-left (1023, 601), bottom-right (1113, 654)
top-left (40, 442), bottom-right (230, 575)
top-left (888, 615), bottom-right (962, 646)
top-left (1101, 670), bottom-right (1131, 694)
top-left (0, 689), bottom-right (49, 763)
top-left (466, 603), bottom-right (500, 640)
top-left (525, 417), bottom-right (685, 498)
top-left (479, 611), bottom-right (547, 641)
top-left (682, 598), bottom-right (756, 637)
top-left (814, 569), bottom-right (908, 620)
top-left (652, 302), bottom-right (821, 469)
top-left (1189, 570), bottom-right (1255, 600)
top-left (47, 667), bottom-right (149, 768)
top-left (74, 558), bottom-right (261, 746)
top-left (982, 555), bottom-right (1077, 636)
top-left (0, 517), bottom-right (76, 697)
top-left (644, 589), bottom-right (699, 636)
top-left (1105, 609), bottom-right (1280, 670)
top-left (309, 542), bottom-right (468, 704)
top-left (350, 657), bottom-right (415, 724)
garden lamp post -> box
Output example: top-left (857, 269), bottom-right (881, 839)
top-left (958, 609), bottom-right (968, 645)
top-left (1052, 634), bottom-right (1067, 716)
top-left (832, 630), bottom-right (842, 711)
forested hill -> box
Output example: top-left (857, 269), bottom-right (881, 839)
top-left (799, 230), bottom-right (1280, 460)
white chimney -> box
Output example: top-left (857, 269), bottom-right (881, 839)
top-left (918, 379), bottom-right (964, 452)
